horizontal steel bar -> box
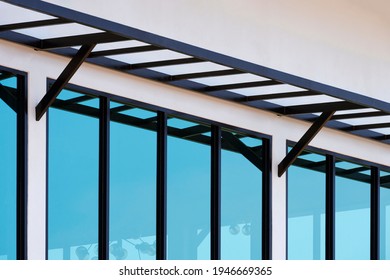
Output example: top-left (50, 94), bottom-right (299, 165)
top-left (0, 18), bottom-right (69, 32)
top-left (89, 45), bottom-right (162, 58)
top-left (342, 122), bottom-right (390, 131)
top-left (273, 101), bottom-right (364, 115)
top-left (123, 57), bottom-right (203, 70)
top-left (164, 69), bottom-right (242, 81)
top-left (241, 90), bottom-right (322, 102)
top-left (201, 80), bottom-right (281, 92)
top-left (39, 32), bottom-right (127, 50)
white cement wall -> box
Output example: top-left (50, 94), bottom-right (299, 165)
top-left (0, 0), bottom-right (389, 260)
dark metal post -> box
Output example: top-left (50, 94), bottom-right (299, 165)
top-left (16, 74), bottom-right (28, 260)
top-left (156, 111), bottom-right (167, 260)
top-left (325, 155), bottom-right (335, 260)
top-left (371, 166), bottom-right (380, 260)
top-left (262, 138), bottom-right (272, 260)
top-left (98, 96), bottom-right (110, 260)
top-left (210, 125), bottom-right (221, 260)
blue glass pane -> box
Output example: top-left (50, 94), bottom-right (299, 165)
top-left (335, 160), bottom-right (370, 260)
top-left (380, 171), bottom-right (390, 259)
top-left (109, 104), bottom-right (157, 260)
top-left (48, 91), bottom-right (99, 260)
top-left (288, 152), bottom-right (326, 260)
top-left (0, 75), bottom-right (17, 260)
top-left (221, 131), bottom-right (262, 260)
top-left (167, 118), bottom-right (211, 260)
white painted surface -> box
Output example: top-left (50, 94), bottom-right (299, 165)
top-left (0, 0), bottom-right (389, 260)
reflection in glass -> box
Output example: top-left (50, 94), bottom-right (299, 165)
top-left (335, 160), bottom-right (370, 260)
top-left (221, 131), bottom-right (262, 260)
top-left (109, 103), bottom-right (157, 260)
top-left (0, 74), bottom-right (17, 259)
top-left (48, 90), bottom-right (99, 260)
top-left (288, 152), bottom-right (326, 260)
top-left (380, 171), bottom-right (390, 259)
top-left (167, 118), bottom-right (211, 260)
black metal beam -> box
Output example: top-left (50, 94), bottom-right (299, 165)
top-left (371, 166), bottom-right (379, 260)
top-left (39, 32), bottom-right (126, 50)
top-left (164, 69), bottom-right (242, 81)
top-left (98, 96), bottom-right (110, 260)
top-left (4, 0), bottom-right (390, 115)
top-left (202, 80), bottom-right (281, 92)
top-left (331, 111), bottom-right (386, 120)
top-left (89, 45), bottom-right (162, 58)
top-left (36, 44), bottom-right (95, 121)
top-left (210, 126), bottom-right (221, 260)
top-left (241, 90), bottom-right (322, 102)
top-left (221, 131), bottom-right (263, 171)
top-left (156, 111), bottom-right (167, 260)
top-left (61, 95), bottom-right (94, 105)
top-left (179, 125), bottom-right (211, 138)
top-left (0, 83), bottom-right (18, 112)
top-left (16, 74), bottom-right (28, 260)
top-left (123, 57), bottom-right (202, 70)
top-left (278, 111), bottom-right (335, 177)
top-left (274, 101), bottom-right (363, 115)
top-left (262, 138), bottom-right (272, 260)
top-left (0, 18), bottom-right (69, 32)
top-left (325, 155), bottom-right (335, 260)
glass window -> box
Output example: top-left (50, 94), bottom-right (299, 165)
top-left (288, 152), bottom-right (326, 260)
top-left (221, 131), bottom-right (263, 260)
top-left (167, 117), bottom-right (211, 260)
top-left (335, 160), bottom-right (370, 260)
top-left (0, 73), bottom-right (17, 260)
top-left (109, 102), bottom-right (157, 260)
top-left (48, 90), bottom-right (99, 260)
top-left (380, 170), bottom-right (390, 259)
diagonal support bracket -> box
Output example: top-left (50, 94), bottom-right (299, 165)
top-left (0, 83), bottom-right (18, 112)
top-left (221, 131), bottom-right (263, 171)
top-left (35, 43), bottom-right (96, 121)
top-left (278, 111), bottom-right (335, 177)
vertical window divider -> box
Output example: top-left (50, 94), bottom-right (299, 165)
top-left (262, 138), bottom-right (272, 260)
top-left (98, 96), bottom-right (110, 260)
top-left (211, 125), bottom-right (221, 260)
top-left (371, 166), bottom-right (380, 260)
top-left (16, 74), bottom-right (27, 260)
top-left (156, 111), bottom-right (167, 260)
top-left (325, 154), bottom-right (335, 260)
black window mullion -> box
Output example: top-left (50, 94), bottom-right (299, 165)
top-left (325, 154), bottom-right (335, 260)
top-left (156, 111), bottom-right (167, 260)
top-left (371, 166), bottom-right (380, 260)
top-left (16, 74), bottom-right (27, 260)
top-left (262, 138), bottom-right (272, 260)
top-left (210, 125), bottom-right (221, 260)
top-left (98, 96), bottom-right (110, 260)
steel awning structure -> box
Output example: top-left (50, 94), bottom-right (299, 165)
top-left (1, 0), bottom-right (390, 176)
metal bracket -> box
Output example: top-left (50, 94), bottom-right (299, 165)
top-left (35, 44), bottom-right (95, 121)
top-left (278, 111), bottom-right (335, 177)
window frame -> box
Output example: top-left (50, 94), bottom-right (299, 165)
top-left (0, 65), bottom-right (28, 260)
top-left (45, 80), bottom-right (272, 260)
top-left (286, 140), bottom-right (390, 260)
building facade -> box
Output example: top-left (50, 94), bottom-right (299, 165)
top-left (0, 0), bottom-right (390, 260)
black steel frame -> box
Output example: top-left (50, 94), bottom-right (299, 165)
top-left (287, 141), bottom-right (390, 260)
top-left (1, 0), bottom-right (390, 155)
top-left (0, 65), bottom-right (28, 260)
top-left (45, 82), bottom-right (272, 260)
